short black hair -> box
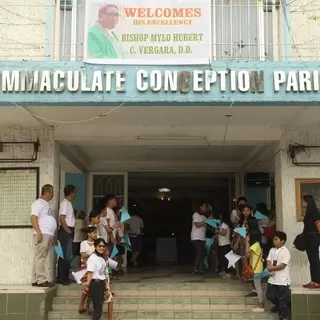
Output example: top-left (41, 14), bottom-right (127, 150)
top-left (237, 196), bottom-right (247, 206)
top-left (103, 194), bottom-right (116, 205)
top-left (242, 204), bottom-right (253, 211)
top-left (274, 231), bottom-right (287, 243)
top-left (90, 205), bottom-right (103, 219)
top-left (94, 238), bottom-right (107, 247)
top-left (41, 184), bottom-right (53, 195)
top-left (81, 226), bottom-right (97, 233)
top-left (64, 185), bottom-right (76, 197)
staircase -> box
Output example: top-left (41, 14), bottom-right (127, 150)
top-left (48, 271), bottom-right (277, 320)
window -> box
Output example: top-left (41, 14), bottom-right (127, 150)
top-left (0, 168), bottom-right (39, 227)
top-left (91, 174), bottom-right (125, 208)
top-left (60, 0), bottom-right (277, 61)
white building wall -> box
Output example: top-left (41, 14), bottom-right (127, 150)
top-left (274, 126), bottom-right (320, 284)
top-left (0, 126), bottom-right (60, 284)
top-left (0, 0), bottom-right (55, 60)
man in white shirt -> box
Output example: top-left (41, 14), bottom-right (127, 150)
top-left (128, 213), bottom-right (144, 266)
top-left (57, 185), bottom-right (77, 285)
top-left (30, 184), bottom-right (57, 287)
top-left (266, 231), bottom-right (291, 320)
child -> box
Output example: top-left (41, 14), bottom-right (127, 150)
top-left (88, 207), bottom-right (102, 227)
top-left (216, 213), bottom-right (231, 277)
top-left (78, 226), bottom-right (98, 314)
top-left (266, 231), bottom-right (291, 320)
top-left (248, 234), bottom-right (264, 313)
top-left (73, 210), bottom-right (86, 255)
top-left (103, 244), bottom-right (119, 320)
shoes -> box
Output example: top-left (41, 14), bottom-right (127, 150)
top-left (303, 282), bottom-right (312, 288)
top-left (31, 283), bottom-right (37, 287)
top-left (251, 307), bottom-right (265, 313)
top-left (192, 270), bottom-right (199, 275)
top-left (57, 279), bottom-right (71, 286)
top-left (306, 282), bottom-right (320, 289)
top-left (37, 282), bottom-right (55, 288)
top-left (245, 291), bottom-right (258, 297)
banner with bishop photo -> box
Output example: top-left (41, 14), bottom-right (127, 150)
top-left (84, 0), bottom-right (212, 64)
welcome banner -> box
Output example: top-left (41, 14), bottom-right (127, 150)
top-left (84, 0), bottom-right (211, 64)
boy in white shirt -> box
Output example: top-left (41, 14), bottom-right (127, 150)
top-left (266, 231), bottom-right (291, 320)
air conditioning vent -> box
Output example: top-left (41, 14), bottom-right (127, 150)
top-left (246, 172), bottom-right (270, 187)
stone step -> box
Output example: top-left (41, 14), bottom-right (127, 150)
top-left (56, 290), bottom-right (251, 298)
top-left (53, 296), bottom-right (257, 305)
top-left (56, 283), bottom-right (252, 292)
top-left (48, 310), bottom-right (278, 320)
top-left (52, 303), bottom-right (269, 312)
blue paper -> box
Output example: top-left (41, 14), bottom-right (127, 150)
top-left (204, 219), bottom-right (221, 228)
top-left (54, 245), bottom-right (64, 259)
top-left (254, 211), bottom-right (268, 220)
top-left (120, 207), bottom-right (131, 223)
top-left (110, 245), bottom-right (119, 258)
top-left (120, 242), bottom-right (132, 251)
top-left (120, 233), bottom-right (132, 251)
top-left (234, 227), bottom-right (246, 238)
top-left (205, 238), bottom-right (214, 251)
top-left (253, 268), bottom-right (270, 279)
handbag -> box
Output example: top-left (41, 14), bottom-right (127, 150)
top-left (242, 251), bottom-right (262, 279)
top-left (294, 233), bottom-right (306, 251)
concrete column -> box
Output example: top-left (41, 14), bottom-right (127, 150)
top-left (274, 126), bottom-right (320, 284)
top-left (0, 126), bottom-right (60, 284)
top-left (234, 171), bottom-right (246, 199)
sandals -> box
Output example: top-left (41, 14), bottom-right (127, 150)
top-left (306, 282), bottom-right (320, 289)
top-left (78, 308), bottom-right (86, 314)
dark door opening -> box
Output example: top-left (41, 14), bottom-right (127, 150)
top-left (127, 172), bottom-right (233, 267)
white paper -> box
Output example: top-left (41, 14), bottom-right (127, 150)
top-left (108, 258), bottom-right (118, 270)
top-left (225, 250), bottom-right (242, 269)
top-left (72, 269), bottom-right (87, 284)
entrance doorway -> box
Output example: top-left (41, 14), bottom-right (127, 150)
top-left (127, 172), bottom-right (234, 267)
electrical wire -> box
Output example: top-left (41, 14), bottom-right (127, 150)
top-left (12, 101), bottom-right (126, 124)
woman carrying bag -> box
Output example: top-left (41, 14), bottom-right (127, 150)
top-left (301, 195), bottom-right (320, 289)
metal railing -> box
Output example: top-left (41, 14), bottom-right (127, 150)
top-left (0, 0), bottom-right (319, 61)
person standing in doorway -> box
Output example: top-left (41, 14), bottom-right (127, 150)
top-left (216, 212), bottom-right (232, 277)
top-left (104, 195), bottom-right (125, 274)
top-left (57, 185), bottom-right (77, 285)
top-left (30, 184), bottom-right (57, 287)
top-left (302, 195), bottom-right (320, 289)
top-left (230, 197), bottom-right (247, 227)
top-left (191, 201), bottom-right (209, 275)
top-left (128, 212), bottom-right (144, 267)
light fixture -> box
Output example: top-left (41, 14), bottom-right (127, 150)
top-left (159, 188), bottom-right (171, 193)
top-left (168, 197), bottom-right (171, 201)
top-left (161, 197), bottom-right (164, 200)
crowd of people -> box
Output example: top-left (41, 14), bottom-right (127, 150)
top-left (30, 183), bottom-right (319, 320)
top-left (30, 184), bottom-right (144, 320)
top-left (191, 196), bottom-right (320, 320)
